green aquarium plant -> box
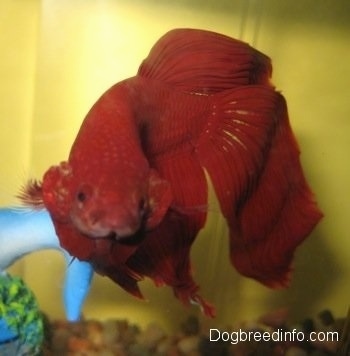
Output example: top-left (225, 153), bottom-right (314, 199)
top-left (0, 272), bottom-right (44, 355)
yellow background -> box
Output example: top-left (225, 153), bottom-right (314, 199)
top-left (1, 0), bottom-right (349, 331)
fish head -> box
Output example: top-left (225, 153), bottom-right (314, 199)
top-left (68, 171), bottom-right (149, 240)
top-left (68, 167), bottom-right (173, 241)
top-left (42, 160), bottom-right (173, 241)
top-left (42, 162), bottom-right (147, 240)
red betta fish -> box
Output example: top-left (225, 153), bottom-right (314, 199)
top-left (20, 29), bottom-right (322, 317)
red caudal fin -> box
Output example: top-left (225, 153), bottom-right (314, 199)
top-left (229, 103), bottom-right (323, 287)
top-left (196, 86), bottom-right (323, 287)
top-left (197, 85), bottom-right (286, 219)
top-left (138, 28), bottom-right (272, 93)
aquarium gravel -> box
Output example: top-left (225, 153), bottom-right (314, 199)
top-left (41, 309), bottom-right (346, 355)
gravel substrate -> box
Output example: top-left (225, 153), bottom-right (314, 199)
top-left (41, 309), bottom-right (347, 355)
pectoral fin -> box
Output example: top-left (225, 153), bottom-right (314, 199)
top-left (145, 169), bottom-right (173, 231)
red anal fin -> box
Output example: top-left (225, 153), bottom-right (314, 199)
top-left (133, 149), bottom-right (208, 282)
top-left (101, 264), bottom-right (144, 300)
top-left (123, 150), bottom-right (211, 314)
top-left (87, 240), bottom-right (144, 299)
top-left (190, 294), bottom-right (216, 318)
top-left (128, 210), bottom-right (194, 288)
top-left (127, 209), bottom-right (214, 316)
top-left (138, 28), bottom-right (272, 94)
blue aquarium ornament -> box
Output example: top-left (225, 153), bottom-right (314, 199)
top-left (0, 208), bottom-right (94, 321)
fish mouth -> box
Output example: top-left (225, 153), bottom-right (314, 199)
top-left (83, 226), bottom-right (145, 246)
top-left (111, 228), bottom-right (145, 246)
top-left (70, 211), bottom-right (147, 245)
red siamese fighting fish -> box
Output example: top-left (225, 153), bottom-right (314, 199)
top-left (20, 29), bottom-right (322, 317)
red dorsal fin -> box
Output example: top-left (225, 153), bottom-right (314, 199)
top-left (138, 28), bottom-right (272, 94)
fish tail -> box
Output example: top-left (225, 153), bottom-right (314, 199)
top-left (196, 85), bottom-right (323, 287)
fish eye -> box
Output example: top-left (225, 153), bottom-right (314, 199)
top-left (76, 191), bottom-right (86, 203)
top-left (75, 184), bottom-right (93, 204)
